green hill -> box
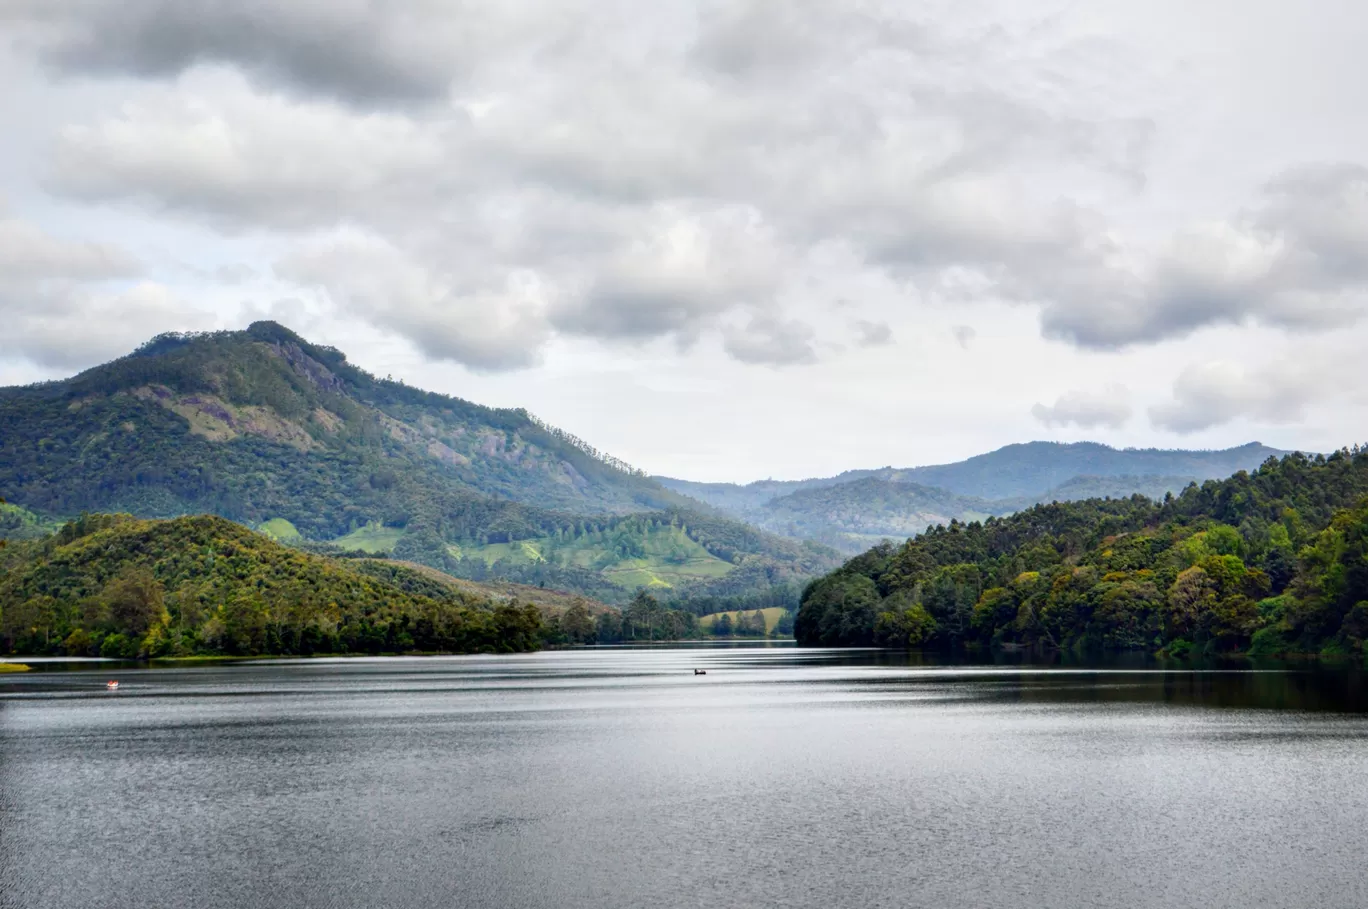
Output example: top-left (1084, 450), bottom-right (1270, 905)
top-left (797, 448), bottom-right (1368, 658)
top-left (0, 513), bottom-right (541, 658)
top-left (0, 322), bottom-right (837, 605)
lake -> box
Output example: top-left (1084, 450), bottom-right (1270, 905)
top-left (4, 646), bottom-right (1368, 908)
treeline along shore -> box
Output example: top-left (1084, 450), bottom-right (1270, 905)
top-left (797, 448), bottom-right (1368, 660)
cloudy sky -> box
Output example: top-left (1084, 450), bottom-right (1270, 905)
top-left (2, 0), bottom-right (1366, 481)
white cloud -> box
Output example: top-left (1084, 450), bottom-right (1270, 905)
top-left (0, 216), bottom-right (139, 281)
top-left (1032, 385), bottom-right (1133, 430)
top-left (553, 206), bottom-right (786, 344)
top-left (853, 320), bottom-right (893, 348)
top-left (18, 1), bottom-right (1172, 370)
top-left (46, 73), bottom-right (455, 231)
top-left (276, 235), bottom-right (550, 372)
top-left (722, 316), bottom-right (817, 366)
top-left (1148, 360), bottom-right (1325, 434)
top-left (0, 217), bottom-right (214, 368)
top-left (1036, 164), bottom-right (1368, 348)
top-left (3, 281), bottom-right (214, 369)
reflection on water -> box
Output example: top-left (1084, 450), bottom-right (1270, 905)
top-left (3, 648), bottom-right (1367, 909)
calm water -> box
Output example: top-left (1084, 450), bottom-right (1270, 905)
top-left (4, 647), bottom-right (1368, 908)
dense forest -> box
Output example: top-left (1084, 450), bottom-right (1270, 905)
top-left (797, 449), bottom-right (1368, 659)
top-left (0, 514), bottom-right (543, 658)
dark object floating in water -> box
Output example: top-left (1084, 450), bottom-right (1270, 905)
top-left (694, 669), bottom-right (707, 675)
top-left (106, 680), bottom-right (119, 690)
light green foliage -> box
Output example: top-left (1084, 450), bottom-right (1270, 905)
top-left (331, 522), bottom-right (404, 553)
top-left (0, 500), bottom-right (60, 543)
top-left (257, 518), bottom-right (302, 542)
top-left (446, 519), bottom-right (743, 593)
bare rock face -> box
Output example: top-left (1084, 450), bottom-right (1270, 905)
top-left (269, 340), bottom-right (346, 395)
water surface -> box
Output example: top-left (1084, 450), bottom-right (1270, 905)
top-left (3, 647), bottom-right (1367, 908)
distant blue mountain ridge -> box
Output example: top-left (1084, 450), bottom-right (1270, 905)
top-left (656, 441), bottom-right (1292, 553)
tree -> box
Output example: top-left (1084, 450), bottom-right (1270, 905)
top-left (562, 601), bottom-right (596, 644)
top-left (102, 568), bottom-right (167, 638)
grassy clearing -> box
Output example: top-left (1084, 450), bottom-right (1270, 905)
top-left (332, 522), bottom-right (405, 553)
top-left (457, 523), bottom-right (735, 590)
top-left (699, 607), bottom-right (788, 635)
top-left (257, 518), bottom-right (301, 542)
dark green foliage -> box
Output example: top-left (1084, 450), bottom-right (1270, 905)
top-left (665, 579), bottom-right (803, 617)
top-left (540, 588), bottom-right (698, 644)
top-left (797, 448), bottom-right (1368, 657)
top-left (0, 514), bottom-right (541, 657)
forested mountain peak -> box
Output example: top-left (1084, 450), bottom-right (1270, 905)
top-left (2, 323), bottom-right (689, 522)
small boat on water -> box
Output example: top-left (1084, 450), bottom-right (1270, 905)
top-left (694, 669), bottom-right (707, 675)
top-left (106, 680), bottom-right (120, 690)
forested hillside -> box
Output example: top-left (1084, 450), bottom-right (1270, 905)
top-left (760, 479), bottom-right (1002, 552)
top-left (0, 514), bottom-right (543, 658)
top-left (797, 448), bottom-right (1368, 658)
top-left (0, 323), bottom-right (834, 605)
top-left (0, 321), bottom-right (686, 527)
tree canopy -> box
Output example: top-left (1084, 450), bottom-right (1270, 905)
top-left (0, 513), bottom-right (541, 658)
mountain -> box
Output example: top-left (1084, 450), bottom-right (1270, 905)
top-left (862, 441), bottom-right (1287, 499)
top-left (796, 447), bottom-right (1368, 657)
top-left (0, 323), bottom-right (837, 604)
top-left (758, 474), bottom-right (1212, 553)
top-left (656, 443), bottom-right (1286, 552)
top-left (759, 479), bottom-right (1003, 552)
top-left (1001, 474), bottom-right (1203, 507)
top-left (0, 513), bottom-right (542, 658)
top-left (2, 321), bottom-right (688, 523)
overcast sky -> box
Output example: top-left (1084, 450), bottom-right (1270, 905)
top-left (2, 0), bottom-right (1366, 481)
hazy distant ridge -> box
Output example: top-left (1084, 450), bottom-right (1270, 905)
top-left (657, 442), bottom-right (1289, 553)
